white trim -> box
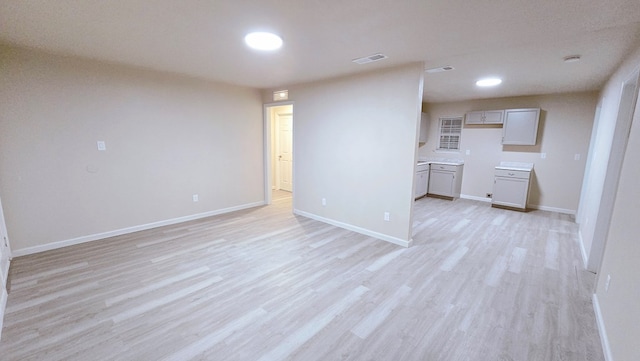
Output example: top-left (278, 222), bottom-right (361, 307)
top-left (0, 287), bottom-right (7, 341)
top-left (11, 201), bottom-right (264, 257)
top-left (528, 204), bottom-right (576, 215)
top-left (293, 209), bottom-right (413, 248)
top-left (263, 101), bottom-right (295, 206)
top-left (578, 230), bottom-right (589, 270)
top-left (460, 194), bottom-right (491, 203)
top-left (459, 195), bottom-right (577, 215)
top-left (593, 294), bottom-right (614, 361)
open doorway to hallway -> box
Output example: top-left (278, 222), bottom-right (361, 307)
top-left (264, 103), bottom-right (294, 206)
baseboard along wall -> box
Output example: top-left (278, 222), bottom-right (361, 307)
top-left (11, 201), bottom-right (265, 257)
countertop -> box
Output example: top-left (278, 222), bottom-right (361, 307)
top-left (418, 158), bottom-right (464, 166)
top-left (495, 161), bottom-right (534, 171)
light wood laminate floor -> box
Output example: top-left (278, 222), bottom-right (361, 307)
top-left (0, 191), bottom-right (604, 360)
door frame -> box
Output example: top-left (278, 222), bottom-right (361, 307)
top-left (587, 68), bottom-right (640, 274)
top-left (0, 194), bottom-right (11, 284)
top-left (0, 193), bottom-right (12, 341)
top-left (263, 101), bottom-right (295, 205)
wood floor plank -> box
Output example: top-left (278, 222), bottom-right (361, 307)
top-left (0, 191), bottom-right (605, 360)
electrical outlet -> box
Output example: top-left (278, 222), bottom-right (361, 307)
top-left (541, 152), bottom-right (547, 159)
top-left (322, 198), bottom-right (326, 206)
top-left (192, 194), bottom-right (199, 202)
top-left (465, 149), bottom-right (471, 155)
top-left (486, 193), bottom-right (492, 198)
top-left (384, 212), bottom-right (390, 221)
top-left (605, 274), bottom-right (611, 292)
top-left (97, 141), bottom-right (106, 151)
top-left (574, 153), bottom-right (581, 161)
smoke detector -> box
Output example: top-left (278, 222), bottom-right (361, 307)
top-left (352, 53), bottom-right (388, 65)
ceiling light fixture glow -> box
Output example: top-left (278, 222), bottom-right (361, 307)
top-left (476, 78), bottom-right (502, 87)
top-left (244, 32), bottom-right (283, 51)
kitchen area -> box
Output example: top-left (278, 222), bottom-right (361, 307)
top-left (415, 106), bottom-right (543, 212)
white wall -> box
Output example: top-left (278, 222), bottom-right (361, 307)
top-left (420, 92), bottom-right (597, 213)
top-left (265, 64), bottom-right (424, 246)
top-left (589, 44), bottom-right (640, 361)
top-left (0, 46), bottom-right (265, 254)
top-left (578, 45), bottom-right (640, 272)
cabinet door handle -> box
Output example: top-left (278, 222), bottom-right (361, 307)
top-left (508, 172), bottom-right (515, 176)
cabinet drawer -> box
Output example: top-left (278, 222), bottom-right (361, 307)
top-left (495, 169), bottom-right (530, 179)
top-left (430, 163), bottom-right (458, 172)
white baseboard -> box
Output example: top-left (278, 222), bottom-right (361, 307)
top-left (293, 209), bottom-right (412, 248)
top-left (12, 201), bottom-right (265, 257)
top-left (593, 294), bottom-right (614, 361)
top-left (459, 195), bottom-right (576, 215)
top-left (460, 194), bottom-right (491, 203)
top-left (528, 204), bottom-right (576, 215)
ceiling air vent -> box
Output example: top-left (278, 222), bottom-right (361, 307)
top-left (425, 66), bottom-right (455, 73)
top-left (352, 53), bottom-right (388, 65)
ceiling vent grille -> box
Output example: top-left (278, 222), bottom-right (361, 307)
top-left (352, 53), bottom-right (388, 65)
top-left (425, 66), bottom-right (455, 73)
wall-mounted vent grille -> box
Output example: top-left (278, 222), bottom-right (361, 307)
top-left (425, 66), bottom-right (455, 73)
top-left (352, 53), bottom-right (388, 65)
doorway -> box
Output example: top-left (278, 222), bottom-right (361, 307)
top-left (264, 103), bottom-right (294, 205)
top-left (587, 69), bottom-right (640, 274)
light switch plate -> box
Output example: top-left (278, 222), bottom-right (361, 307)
top-left (97, 141), bottom-right (106, 151)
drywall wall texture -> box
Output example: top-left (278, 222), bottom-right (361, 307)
top-left (592, 44), bottom-right (640, 361)
top-left (0, 46), bottom-right (264, 252)
top-left (578, 46), bottom-right (640, 273)
top-left (265, 64), bottom-right (424, 245)
top-left (419, 92), bottom-right (597, 213)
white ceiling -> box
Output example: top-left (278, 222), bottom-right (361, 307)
top-left (1, 0), bottom-right (640, 102)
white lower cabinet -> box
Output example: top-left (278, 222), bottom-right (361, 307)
top-left (415, 171), bottom-right (428, 199)
top-left (492, 168), bottom-right (531, 209)
top-left (428, 163), bottom-right (463, 199)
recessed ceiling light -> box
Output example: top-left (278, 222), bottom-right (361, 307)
top-left (563, 55), bottom-right (581, 63)
top-left (244, 32), bottom-right (283, 51)
top-left (476, 78), bottom-right (502, 87)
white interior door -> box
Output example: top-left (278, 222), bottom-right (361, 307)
top-left (276, 113), bottom-right (293, 192)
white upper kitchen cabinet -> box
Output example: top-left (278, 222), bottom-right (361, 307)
top-left (465, 110), bottom-right (504, 124)
top-left (502, 108), bottom-right (540, 145)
